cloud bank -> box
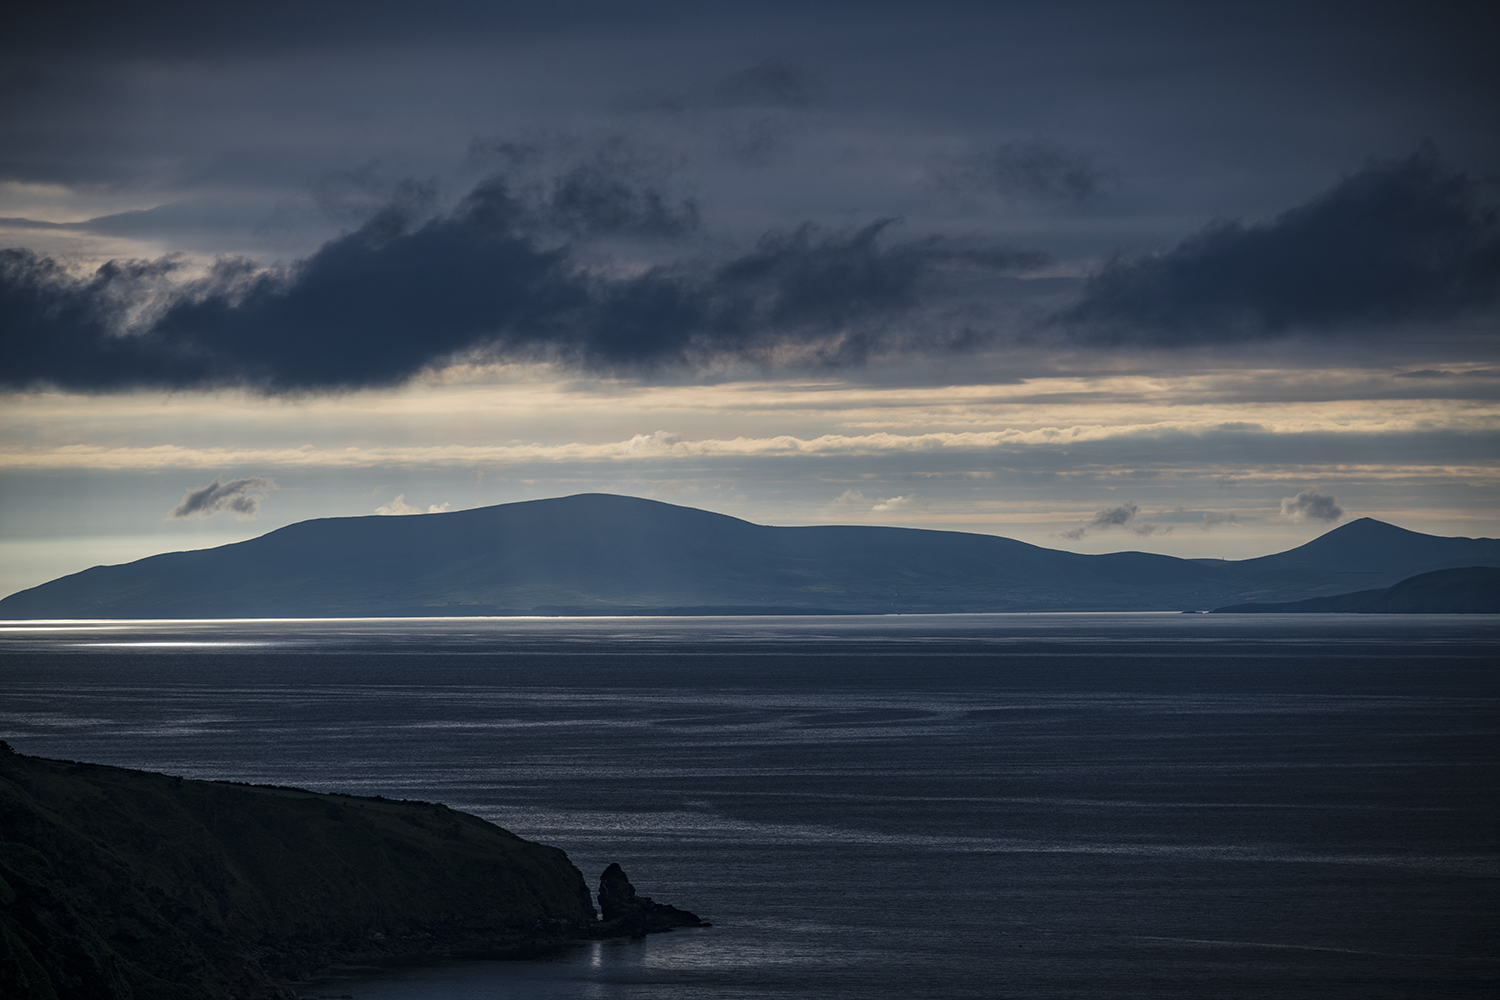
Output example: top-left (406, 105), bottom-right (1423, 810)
top-left (0, 175), bottom-right (1046, 392)
top-left (2, 150), bottom-right (1495, 394)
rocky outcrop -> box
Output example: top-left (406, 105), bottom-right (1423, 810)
top-left (0, 744), bottom-right (704, 1000)
top-left (596, 862), bottom-right (709, 936)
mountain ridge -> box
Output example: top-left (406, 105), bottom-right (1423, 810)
top-left (2, 495), bottom-right (1497, 618)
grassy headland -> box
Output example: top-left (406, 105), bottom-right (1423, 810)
top-left (0, 743), bottom-right (601, 998)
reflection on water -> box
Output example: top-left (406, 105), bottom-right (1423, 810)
top-left (313, 932), bottom-right (729, 1000)
top-left (2, 614), bottom-right (1497, 998)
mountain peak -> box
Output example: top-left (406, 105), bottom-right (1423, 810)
top-left (1307, 517), bottom-right (1476, 547)
top-left (1251, 516), bottom-right (1498, 575)
top-left (1313, 517), bottom-right (1419, 540)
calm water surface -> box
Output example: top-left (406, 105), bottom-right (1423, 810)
top-left (1, 614), bottom-right (1496, 998)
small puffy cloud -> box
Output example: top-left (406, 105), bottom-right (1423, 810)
top-left (1202, 512), bottom-right (1240, 530)
top-left (169, 476), bottom-right (275, 520)
top-left (1057, 500), bottom-right (1174, 540)
top-left (831, 489), bottom-right (912, 513)
top-left (375, 494), bottom-right (420, 515)
top-left (1280, 488), bottom-right (1344, 523)
top-left (623, 430), bottom-right (683, 454)
top-left (1092, 501), bottom-right (1139, 527)
top-left (375, 494), bottom-right (449, 515)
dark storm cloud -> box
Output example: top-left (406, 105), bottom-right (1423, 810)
top-left (0, 178), bottom-right (1048, 392)
top-left (8, 143), bottom-right (1497, 395)
top-left (932, 140), bottom-right (1106, 205)
top-left (0, 249), bottom-right (198, 388)
top-left (169, 476), bottom-right (276, 519)
top-left (1059, 149), bottom-right (1500, 343)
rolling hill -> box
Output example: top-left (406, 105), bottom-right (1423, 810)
top-left (2, 494), bottom-right (1497, 618)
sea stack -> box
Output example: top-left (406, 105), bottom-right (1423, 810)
top-left (598, 862), bottom-right (709, 935)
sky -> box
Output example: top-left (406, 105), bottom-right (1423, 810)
top-left (2, 0), bottom-right (1498, 597)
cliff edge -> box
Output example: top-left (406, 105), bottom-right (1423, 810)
top-left (0, 744), bottom-right (700, 999)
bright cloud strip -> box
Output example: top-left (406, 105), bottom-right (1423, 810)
top-left (4, 428), bottom-right (1498, 476)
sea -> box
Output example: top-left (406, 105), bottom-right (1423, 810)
top-left (1, 614), bottom-right (1496, 999)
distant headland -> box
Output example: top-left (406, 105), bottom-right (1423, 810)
top-left (0, 742), bottom-right (705, 999)
top-left (1, 494), bottom-right (1497, 618)
top-left (1212, 566), bottom-right (1500, 614)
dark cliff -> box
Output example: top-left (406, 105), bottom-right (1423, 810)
top-left (0, 745), bottom-right (600, 999)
